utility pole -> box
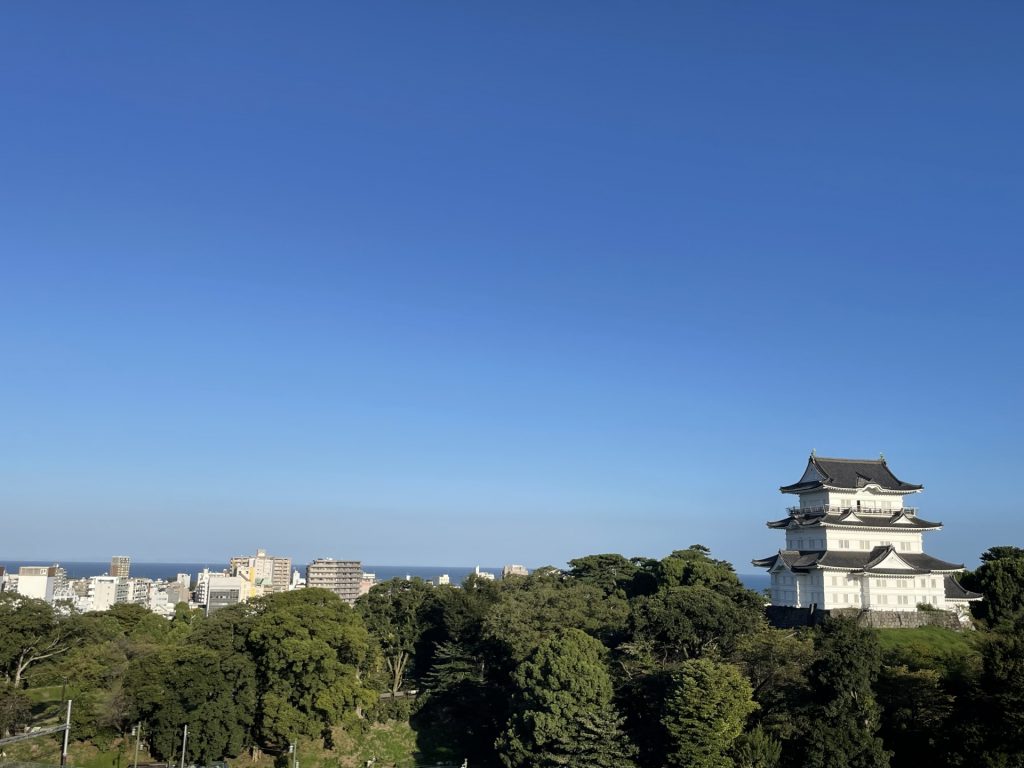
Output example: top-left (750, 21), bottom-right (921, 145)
top-left (132, 723), bottom-right (142, 768)
top-left (60, 700), bottom-right (72, 768)
top-left (179, 725), bottom-right (188, 768)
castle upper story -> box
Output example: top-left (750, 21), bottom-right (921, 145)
top-left (781, 454), bottom-right (923, 515)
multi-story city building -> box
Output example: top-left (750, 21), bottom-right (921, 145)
top-left (110, 556), bottom-right (131, 578)
top-left (165, 581), bottom-right (190, 606)
top-left (230, 549), bottom-right (292, 599)
top-left (204, 574), bottom-right (245, 614)
top-left (473, 565), bottom-right (496, 581)
top-left (90, 575), bottom-right (130, 611)
top-left (357, 572), bottom-right (376, 598)
top-left (754, 454), bottom-right (983, 613)
top-left (306, 558), bottom-right (362, 604)
top-left (16, 566), bottom-right (56, 602)
top-left (128, 578), bottom-right (151, 605)
top-left (194, 568), bottom-right (225, 605)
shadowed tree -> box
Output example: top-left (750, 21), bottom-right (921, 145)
top-left (496, 628), bottom-right (636, 768)
top-left (801, 618), bottom-right (890, 768)
top-left (661, 658), bottom-right (757, 768)
top-left (356, 578), bottom-right (434, 695)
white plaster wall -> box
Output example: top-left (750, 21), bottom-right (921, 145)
top-left (862, 574), bottom-right (945, 611)
top-left (823, 487), bottom-right (917, 511)
top-left (798, 491), bottom-right (827, 509)
top-left (825, 528), bottom-right (926, 553)
top-left (16, 574), bottom-right (54, 602)
top-left (786, 529), bottom-right (828, 550)
top-left (821, 572), bottom-right (864, 609)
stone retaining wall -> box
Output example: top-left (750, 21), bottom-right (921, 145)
top-left (765, 605), bottom-right (965, 630)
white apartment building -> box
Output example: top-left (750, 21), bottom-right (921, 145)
top-left (16, 566), bottom-right (56, 602)
top-left (755, 455), bottom-right (982, 613)
top-left (89, 575), bottom-right (130, 612)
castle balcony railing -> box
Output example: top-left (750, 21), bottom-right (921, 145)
top-left (786, 504), bottom-right (918, 517)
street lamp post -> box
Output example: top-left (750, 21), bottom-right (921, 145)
top-left (60, 700), bottom-right (72, 768)
top-left (131, 723), bottom-right (142, 768)
top-left (179, 725), bottom-right (188, 768)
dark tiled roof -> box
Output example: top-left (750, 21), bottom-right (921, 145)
top-left (944, 575), bottom-right (983, 600)
top-left (900, 553), bottom-right (965, 572)
top-left (781, 455), bottom-right (923, 493)
top-left (767, 510), bottom-right (942, 530)
top-left (753, 546), bottom-right (963, 574)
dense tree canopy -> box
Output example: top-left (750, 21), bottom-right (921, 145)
top-left (1, 543), bottom-right (1019, 768)
top-left (661, 658), bottom-right (757, 768)
top-left (496, 628), bottom-right (635, 768)
top-left (802, 618), bottom-right (890, 768)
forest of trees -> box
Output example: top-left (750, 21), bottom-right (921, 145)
top-left (2, 544), bottom-right (1024, 768)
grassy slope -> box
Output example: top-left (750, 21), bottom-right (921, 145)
top-left (3, 723), bottom-right (418, 768)
top-left (875, 625), bottom-right (983, 663)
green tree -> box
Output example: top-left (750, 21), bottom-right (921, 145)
top-left (249, 589), bottom-right (374, 746)
top-left (969, 617), bottom-right (1024, 766)
top-left (356, 578), bottom-right (434, 695)
top-left (630, 585), bottom-right (763, 663)
top-left (656, 546), bottom-right (747, 592)
top-left (413, 580), bottom-right (505, 764)
top-left (484, 572), bottom-right (629, 662)
top-left (731, 628), bottom-right (814, 743)
top-left (661, 658), bottom-right (757, 768)
top-left (961, 547), bottom-right (1024, 627)
top-left (567, 554), bottom-right (641, 597)
top-left (0, 594), bottom-right (79, 687)
top-left (496, 628), bottom-right (636, 768)
top-left (126, 605), bottom-right (257, 762)
top-left (732, 726), bottom-right (782, 768)
top-left (801, 618), bottom-right (889, 768)
top-left (875, 665), bottom-right (953, 768)
top-left (0, 683), bottom-right (31, 736)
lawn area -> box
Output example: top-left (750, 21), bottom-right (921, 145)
top-left (875, 625), bottom-right (983, 664)
top-left (2, 719), bottom-right (421, 768)
top-left (330, 722), bottom-right (419, 768)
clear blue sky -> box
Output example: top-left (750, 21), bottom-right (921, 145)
top-left (1, 3), bottom-right (1021, 570)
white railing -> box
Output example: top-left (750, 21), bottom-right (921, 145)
top-left (787, 504), bottom-right (917, 517)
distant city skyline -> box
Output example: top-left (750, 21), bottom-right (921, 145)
top-left (2, 3), bottom-right (1021, 569)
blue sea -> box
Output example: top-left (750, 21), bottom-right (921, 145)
top-left (1, 560), bottom-right (770, 592)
